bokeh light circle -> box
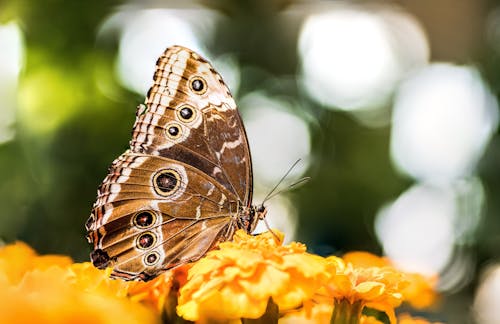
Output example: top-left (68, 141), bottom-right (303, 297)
top-left (298, 6), bottom-right (429, 111)
top-left (474, 264), bottom-right (500, 324)
top-left (391, 64), bottom-right (499, 183)
top-left (375, 184), bottom-right (456, 275)
top-left (116, 10), bottom-right (204, 94)
top-left (99, 8), bottom-right (220, 95)
top-left (0, 21), bottom-right (23, 144)
top-left (241, 93), bottom-right (311, 185)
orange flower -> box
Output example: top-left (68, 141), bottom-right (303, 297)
top-left (177, 230), bottom-right (329, 322)
top-left (0, 236), bottom-right (439, 323)
top-left (343, 251), bottom-right (390, 268)
top-left (360, 315), bottom-right (384, 324)
top-left (322, 252), bottom-right (439, 324)
top-left (127, 265), bottom-right (189, 314)
top-left (0, 241), bottom-right (72, 284)
top-left (401, 273), bottom-right (438, 309)
top-left (0, 242), bottom-right (159, 324)
top-left (324, 255), bottom-right (407, 324)
top-left (279, 300), bottom-right (333, 324)
top-left (343, 252), bottom-right (438, 308)
top-left (128, 272), bottom-right (173, 313)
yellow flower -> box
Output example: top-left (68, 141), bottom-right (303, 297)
top-left (343, 252), bottom-right (438, 308)
top-left (279, 299), bottom-right (333, 324)
top-left (360, 315), bottom-right (384, 324)
top-left (128, 265), bottom-right (190, 315)
top-left (0, 241), bottom-right (72, 284)
top-left (177, 230), bottom-right (329, 322)
top-left (0, 242), bottom-right (159, 324)
top-left (401, 273), bottom-right (438, 309)
top-left (128, 271), bottom-right (173, 312)
top-left (342, 252), bottom-right (390, 268)
top-left (0, 235), bottom-right (439, 323)
top-left (323, 252), bottom-right (439, 324)
top-left (325, 254), bottom-right (407, 324)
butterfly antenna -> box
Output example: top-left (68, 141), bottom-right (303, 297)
top-left (262, 176), bottom-right (310, 204)
top-left (262, 159), bottom-right (302, 204)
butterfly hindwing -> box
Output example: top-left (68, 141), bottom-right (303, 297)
top-left (87, 152), bottom-right (240, 280)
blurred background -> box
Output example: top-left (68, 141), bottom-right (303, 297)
top-left (0, 0), bottom-right (499, 322)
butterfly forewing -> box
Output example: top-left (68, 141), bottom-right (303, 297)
top-left (130, 46), bottom-right (253, 204)
top-left (87, 46), bottom-right (256, 281)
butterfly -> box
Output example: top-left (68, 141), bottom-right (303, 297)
top-left (86, 45), bottom-right (267, 281)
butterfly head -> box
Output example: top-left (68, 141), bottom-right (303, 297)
top-left (255, 204), bottom-right (267, 219)
top-left (241, 204), bottom-right (267, 233)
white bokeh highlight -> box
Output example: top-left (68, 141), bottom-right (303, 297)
top-left (298, 6), bottom-right (429, 111)
top-left (241, 93), bottom-right (311, 184)
top-left (0, 21), bottom-right (24, 144)
top-left (99, 8), bottom-right (219, 94)
top-left (474, 264), bottom-right (500, 324)
top-left (375, 179), bottom-right (484, 281)
top-left (391, 64), bottom-right (499, 183)
top-left (0, 22), bottom-right (23, 77)
top-left (375, 184), bottom-right (456, 275)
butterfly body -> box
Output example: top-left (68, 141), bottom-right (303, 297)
top-left (86, 46), bottom-right (265, 281)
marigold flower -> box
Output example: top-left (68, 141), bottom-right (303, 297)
top-left (360, 315), bottom-right (384, 324)
top-left (0, 242), bottom-right (159, 324)
top-left (177, 230), bottom-right (329, 322)
top-left (321, 252), bottom-right (440, 324)
top-left (324, 255), bottom-right (407, 324)
top-left (343, 251), bottom-right (438, 308)
top-left (0, 241), bottom-right (72, 284)
top-left (0, 234), bottom-right (439, 323)
top-left (127, 265), bottom-right (189, 314)
top-left (128, 271), bottom-right (173, 312)
top-left (401, 273), bottom-right (438, 309)
top-left (279, 300), bottom-right (333, 324)
top-left (343, 251), bottom-right (390, 268)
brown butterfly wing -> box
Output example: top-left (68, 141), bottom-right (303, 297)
top-left (86, 46), bottom-right (253, 280)
top-left (130, 46), bottom-right (253, 205)
top-left (87, 152), bottom-right (240, 280)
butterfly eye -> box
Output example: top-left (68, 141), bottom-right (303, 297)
top-left (190, 77), bottom-right (207, 94)
top-left (153, 169), bottom-right (180, 196)
top-left (177, 105), bottom-right (195, 122)
top-left (133, 211), bottom-right (156, 228)
top-left (136, 232), bottom-right (156, 249)
top-left (165, 124), bottom-right (182, 139)
top-left (144, 251), bottom-right (160, 266)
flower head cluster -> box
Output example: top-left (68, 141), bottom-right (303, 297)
top-left (0, 231), bottom-right (439, 323)
top-left (176, 230), bottom-right (329, 321)
top-left (0, 242), bottom-right (158, 323)
top-left (173, 231), bottom-right (437, 323)
top-left (342, 252), bottom-right (438, 309)
top-left (126, 230), bottom-right (438, 323)
top-left (316, 251), bottom-right (437, 323)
